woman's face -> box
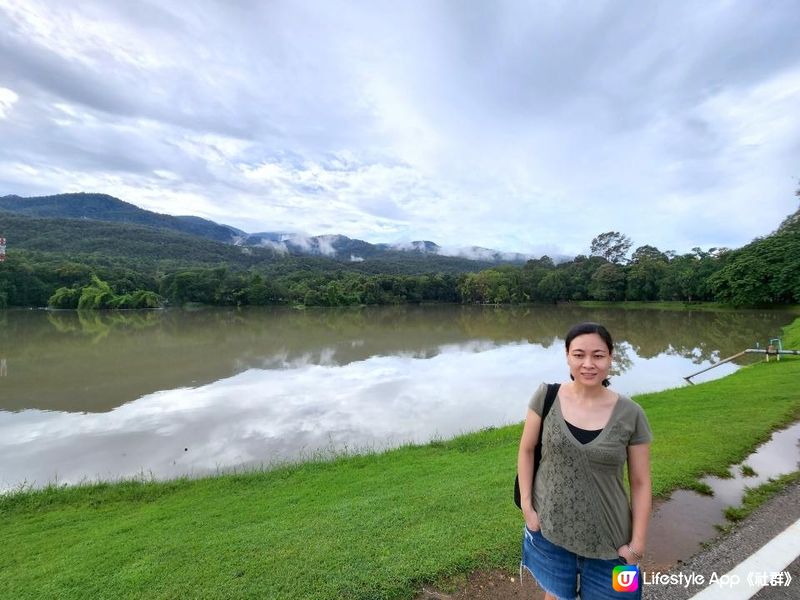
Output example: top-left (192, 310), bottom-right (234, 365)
top-left (566, 333), bottom-right (612, 387)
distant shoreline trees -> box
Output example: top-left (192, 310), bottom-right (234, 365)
top-left (0, 199), bottom-right (797, 310)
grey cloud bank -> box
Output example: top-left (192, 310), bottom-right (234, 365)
top-left (0, 0), bottom-right (798, 256)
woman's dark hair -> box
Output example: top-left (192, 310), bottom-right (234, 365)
top-left (565, 322), bottom-right (613, 387)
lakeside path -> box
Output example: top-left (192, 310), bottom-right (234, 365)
top-left (1, 320), bottom-right (799, 599)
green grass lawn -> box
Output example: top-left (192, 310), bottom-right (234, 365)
top-left (2, 320), bottom-right (799, 599)
top-left (783, 316), bottom-right (800, 348)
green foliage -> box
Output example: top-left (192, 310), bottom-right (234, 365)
top-left (709, 231), bottom-right (800, 306)
top-left (77, 274), bottom-right (116, 309)
top-left (590, 231), bottom-right (632, 264)
top-left (48, 274), bottom-right (164, 310)
top-left (48, 286), bottom-right (81, 309)
top-left (589, 262), bottom-right (626, 300)
top-left (537, 271), bottom-right (567, 303)
top-left (3, 200), bottom-right (800, 309)
top-left (626, 258), bottom-right (667, 301)
top-left (131, 290), bottom-right (163, 309)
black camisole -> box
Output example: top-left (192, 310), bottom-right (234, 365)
top-left (565, 420), bottom-right (603, 444)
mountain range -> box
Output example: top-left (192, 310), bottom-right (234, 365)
top-left (0, 193), bottom-right (540, 265)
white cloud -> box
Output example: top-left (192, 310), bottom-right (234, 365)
top-left (258, 240), bottom-right (289, 254)
top-left (0, 87), bottom-right (19, 119)
top-left (0, 1), bottom-right (798, 254)
top-left (315, 235), bottom-right (338, 257)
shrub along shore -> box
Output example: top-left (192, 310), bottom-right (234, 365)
top-left (2, 320), bottom-right (799, 600)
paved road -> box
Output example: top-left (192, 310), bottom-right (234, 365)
top-left (645, 481), bottom-right (800, 600)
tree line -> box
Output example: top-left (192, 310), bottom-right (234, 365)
top-left (0, 203), bottom-right (797, 309)
top-left (458, 212), bottom-right (798, 306)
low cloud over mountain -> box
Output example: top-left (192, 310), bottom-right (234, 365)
top-left (1, 192), bottom-right (565, 264)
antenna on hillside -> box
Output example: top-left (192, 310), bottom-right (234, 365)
top-left (0, 237), bottom-right (5, 262)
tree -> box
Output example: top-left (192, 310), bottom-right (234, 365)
top-left (708, 254), bottom-right (774, 306)
top-left (589, 263), bottom-right (626, 300)
top-left (627, 245), bottom-right (668, 301)
top-left (630, 245), bottom-right (666, 263)
top-left (244, 274), bottom-right (283, 305)
top-left (78, 275), bottom-right (116, 309)
top-left (48, 286), bottom-right (81, 309)
top-left (708, 230), bottom-right (800, 305)
top-left (776, 204), bottom-right (800, 234)
top-left (537, 271), bottom-right (568, 303)
top-left (130, 290), bottom-right (164, 308)
top-left (626, 260), bottom-right (666, 301)
top-left (659, 253), bottom-right (705, 302)
top-left (590, 232), bottom-right (633, 264)
top-left (525, 255), bottom-right (555, 270)
top-left (559, 255), bottom-right (606, 300)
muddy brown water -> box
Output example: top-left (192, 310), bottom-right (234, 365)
top-left (0, 304), bottom-right (794, 491)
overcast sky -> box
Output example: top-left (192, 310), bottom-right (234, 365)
top-left (0, 1), bottom-right (798, 256)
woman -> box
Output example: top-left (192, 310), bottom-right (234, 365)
top-left (517, 322), bottom-right (652, 600)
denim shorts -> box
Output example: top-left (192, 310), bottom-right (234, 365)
top-left (521, 525), bottom-right (642, 600)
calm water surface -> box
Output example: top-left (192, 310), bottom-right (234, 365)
top-left (0, 305), bottom-right (793, 491)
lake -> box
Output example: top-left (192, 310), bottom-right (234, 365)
top-left (0, 304), bottom-right (793, 492)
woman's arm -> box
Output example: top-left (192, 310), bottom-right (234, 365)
top-left (517, 409), bottom-right (542, 530)
top-left (618, 443), bottom-right (652, 563)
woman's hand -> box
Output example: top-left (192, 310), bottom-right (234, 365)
top-left (616, 543), bottom-right (643, 565)
top-left (523, 506), bottom-right (540, 532)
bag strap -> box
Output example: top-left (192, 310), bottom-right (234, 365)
top-left (534, 382), bottom-right (560, 464)
top-left (541, 382), bottom-right (560, 423)
top-left (514, 382), bottom-right (561, 509)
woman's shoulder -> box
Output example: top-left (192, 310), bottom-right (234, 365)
top-left (616, 393), bottom-right (647, 421)
top-left (612, 391), bottom-right (653, 442)
top-left (528, 381), bottom-right (564, 413)
top-left (528, 382), bottom-right (548, 413)
top-left (612, 391), bottom-right (648, 415)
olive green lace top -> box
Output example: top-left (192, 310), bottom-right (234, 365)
top-left (528, 383), bottom-right (652, 559)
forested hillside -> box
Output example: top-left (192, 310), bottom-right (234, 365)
top-left (0, 193), bottom-right (528, 264)
top-left (0, 211), bottom-right (488, 307)
top-left (0, 197), bottom-right (797, 309)
top-left (0, 193), bottom-right (241, 243)
top-left (0, 212), bottom-right (271, 265)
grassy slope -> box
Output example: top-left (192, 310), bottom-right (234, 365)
top-left (2, 321), bottom-right (799, 599)
top-left (783, 316), bottom-right (800, 348)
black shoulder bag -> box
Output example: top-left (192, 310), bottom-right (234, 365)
top-left (514, 383), bottom-right (560, 509)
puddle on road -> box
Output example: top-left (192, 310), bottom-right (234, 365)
top-left (644, 422), bottom-right (800, 570)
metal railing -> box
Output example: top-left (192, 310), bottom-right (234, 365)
top-left (683, 347), bottom-right (800, 384)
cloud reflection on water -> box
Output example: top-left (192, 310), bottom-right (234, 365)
top-left (0, 337), bottom-right (737, 491)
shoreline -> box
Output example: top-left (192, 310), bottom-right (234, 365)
top-left (3, 300), bottom-right (800, 313)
